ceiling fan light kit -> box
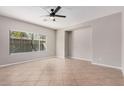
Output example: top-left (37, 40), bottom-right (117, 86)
top-left (50, 16), bottom-right (54, 19)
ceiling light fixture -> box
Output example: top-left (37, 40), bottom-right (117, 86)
top-left (50, 16), bottom-right (54, 20)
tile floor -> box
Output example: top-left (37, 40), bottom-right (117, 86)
top-left (0, 58), bottom-right (124, 86)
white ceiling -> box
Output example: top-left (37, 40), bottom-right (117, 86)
top-left (0, 6), bottom-right (124, 30)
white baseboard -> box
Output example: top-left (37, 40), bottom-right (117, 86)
top-left (68, 57), bottom-right (121, 70)
top-left (0, 56), bottom-right (56, 68)
top-left (0, 56), bottom-right (122, 74)
top-left (70, 57), bottom-right (92, 62)
top-left (92, 62), bottom-right (122, 70)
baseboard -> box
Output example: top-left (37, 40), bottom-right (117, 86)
top-left (70, 57), bottom-right (92, 62)
top-left (0, 56), bottom-right (56, 68)
top-left (92, 62), bottom-right (122, 70)
top-left (0, 56), bottom-right (122, 74)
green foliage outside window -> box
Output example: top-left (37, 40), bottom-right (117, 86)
top-left (10, 31), bottom-right (47, 53)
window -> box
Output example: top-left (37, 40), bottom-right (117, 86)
top-left (10, 31), bottom-right (47, 54)
top-left (39, 34), bottom-right (47, 51)
top-left (33, 33), bottom-right (40, 51)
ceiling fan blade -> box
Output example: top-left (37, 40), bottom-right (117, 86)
top-left (40, 15), bottom-right (50, 17)
top-left (53, 6), bottom-right (61, 14)
top-left (40, 7), bottom-right (50, 14)
top-left (55, 15), bottom-right (66, 18)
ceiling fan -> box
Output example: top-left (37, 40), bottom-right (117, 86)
top-left (41, 6), bottom-right (66, 21)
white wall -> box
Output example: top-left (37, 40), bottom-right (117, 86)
top-left (56, 30), bottom-right (65, 58)
top-left (70, 27), bottom-right (93, 61)
top-left (57, 12), bottom-right (122, 68)
top-left (92, 13), bottom-right (121, 68)
top-left (122, 12), bottom-right (124, 75)
top-left (0, 16), bottom-right (56, 65)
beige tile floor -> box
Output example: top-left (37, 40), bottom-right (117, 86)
top-left (0, 58), bottom-right (124, 86)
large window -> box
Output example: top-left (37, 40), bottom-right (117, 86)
top-left (10, 31), bottom-right (47, 53)
top-left (39, 34), bottom-right (47, 51)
